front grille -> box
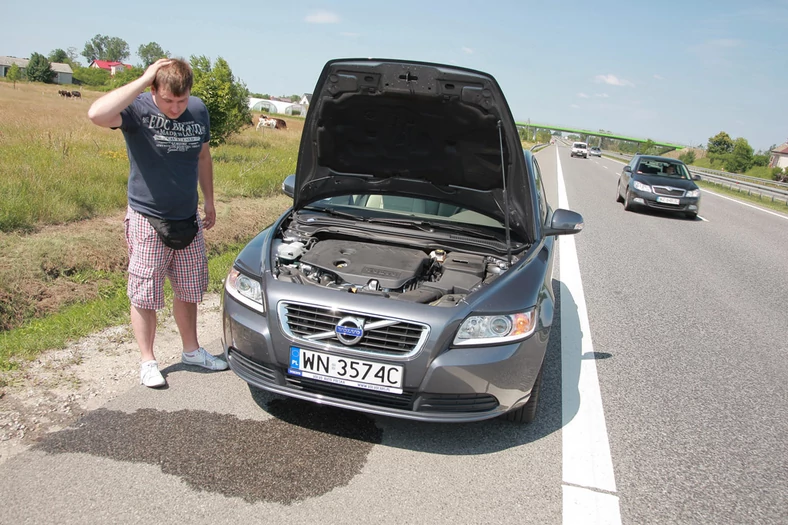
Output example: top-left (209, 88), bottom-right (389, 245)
top-left (286, 375), bottom-right (415, 410)
top-left (652, 186), bottom-right (685, 197)
top-left (280, 302), bottom-right (428, 357)
top-left (417, 393), bottom-right (499, 412)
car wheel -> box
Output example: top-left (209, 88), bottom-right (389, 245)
top-left (685, 212), bottom-right (698, 220)
top-left (504, 365), bottom-right (543, 424)
top-left (616, 181), bottom-right (624, 203)
top-left (624, 189), bottom-right (636, 211)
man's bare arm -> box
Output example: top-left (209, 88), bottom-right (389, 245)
top-left (87, 59), bottom-right (172, 128)
top-left (198, 142), bottom-right (216, 230)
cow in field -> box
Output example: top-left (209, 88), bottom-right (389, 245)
top-left (256, 115), bottom-right (287, 130)
top-left (71, 91), bottom-right (81, 99)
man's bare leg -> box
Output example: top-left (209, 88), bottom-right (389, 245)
top-left (131, 305), bottom-right (157, 362)
top-left (173, 297), bottom-right (199, 353)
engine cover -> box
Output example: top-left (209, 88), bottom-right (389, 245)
top-left (299, 240), bottom-right (429, 289)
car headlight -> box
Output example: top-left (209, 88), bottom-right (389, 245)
top-left (633, 181), bottom-right (651, 192)
top-left (453, 310), bottom-right (537, 346)
top-left (685, 189), bottom-right (700, 198)
top-left (226, 267), bottom-right (265, 313)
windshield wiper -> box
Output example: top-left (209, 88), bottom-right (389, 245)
top-left (300, 206), bottom-right (367, 221)
top-left (366, 217), bottom-right (499, 239)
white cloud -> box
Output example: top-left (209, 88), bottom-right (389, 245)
top-left (570, 104), bottom-right (580, 109)
top-left (462, 47), bottom-right (474, 54)
top-left (594, 93), bottom-right (609, 98)
top-left (577, 92), bottom-right (589, 98)
top-left (653, 74), bottom-right (664, 80)
top-left (340, 32), bottom-right (360, 38)
top-left (594, 74), bottom-right (634, 87)
top-left (305, 10), bottom-right (340, 23)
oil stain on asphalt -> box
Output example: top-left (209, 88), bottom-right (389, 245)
top-left (32, 399), bottom-right (383, 504)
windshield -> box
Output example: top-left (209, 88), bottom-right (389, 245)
top-left (636, 161), bottom-right (691, 179)
top-left (573, 143), bottom-right (587, 149)
top-left (302, 194), bottom-right (506, 229)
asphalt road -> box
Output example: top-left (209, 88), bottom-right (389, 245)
top-left (1, 144), bottom-right (785, 524)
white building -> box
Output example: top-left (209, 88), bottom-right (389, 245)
top-left (248, 97), bottom-right (305, 116)
top-left (769, 142), bottom-right (788, 170)
top-left (0, 56), bottom-right (73, 85)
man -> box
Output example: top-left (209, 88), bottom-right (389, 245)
top-left (88, 58), bottom-right (228, 388)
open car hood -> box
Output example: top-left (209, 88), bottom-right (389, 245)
top-left (293, 59), bottom-right (533, 240)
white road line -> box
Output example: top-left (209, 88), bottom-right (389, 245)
top-left (556, 148), bottom-right (621, 525)
top-left (701, 189), bottom-right (788, 221)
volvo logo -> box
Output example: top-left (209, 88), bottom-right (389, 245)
top-left (335, 316), bottom-right (365, 345)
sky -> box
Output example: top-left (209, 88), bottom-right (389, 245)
top-left (2, 0), bottom-right (786, 150)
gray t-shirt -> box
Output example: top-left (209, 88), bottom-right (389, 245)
top-left (118, 92), bottom-right (211, 220)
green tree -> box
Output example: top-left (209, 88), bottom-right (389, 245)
top-left (48, 48), bottom-right (69, 63)
top-left (25, 53), bottom-right (55, 83)
top-left (82, 34), bottom-right (130, 63)
top-left (137, 42), bottom-right (169, 68)
top-left (190, 55), bottom-right (251, 147)
top-left (724, 137), bottom-right (754, 173)
top-left (707, 131), bottom-right (734, 155)
top-left (289, 94), bottom-right (301, 103)
top-left (639, 139), bottom-right (656, 154)
top-left (72, 65), bottom-right (111, 86)
top-left (66, 47), bottom-right (82, 67)
top-left (6, 63), bottom-right (21, 88)
top-left (679, 150), bottom-right (697, 164)
top-left (109, 65), bottom-right (144, 88)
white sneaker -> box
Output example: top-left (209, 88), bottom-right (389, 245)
top-left (140, 360), bottom-right (166, 388)
top-left (181, 347), bottom-right (229, 371)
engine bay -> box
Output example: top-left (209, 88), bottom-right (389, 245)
top-left (273, 236), bottom-right (515, 306)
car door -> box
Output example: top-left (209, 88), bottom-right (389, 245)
top-left (621, 155), bottom-right (639, 194)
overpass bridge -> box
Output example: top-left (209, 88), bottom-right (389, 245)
top-left (515, 121), bottom-right (685, 151)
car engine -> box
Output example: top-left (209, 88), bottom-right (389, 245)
top-left (273, 237), bottom-right (512, 306)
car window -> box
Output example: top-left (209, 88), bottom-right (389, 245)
top-left (636, 161), bottom-right (690, 179)
top-left (533, 158), bottom-right (548, 225)
top-left (308, 194), bottom-right (506, 228)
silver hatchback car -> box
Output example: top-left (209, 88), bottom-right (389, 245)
top-left (222, 58), bottom-right (584, 423)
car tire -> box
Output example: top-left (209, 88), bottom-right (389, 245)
top-left (685, 212), bottom-right (697, 220)
top-left (504, 365), bottom-right (543, 424)
top-left (624, 189), bottom-right (636, 211)
top-left (616, 181), bottom-right (624, 203)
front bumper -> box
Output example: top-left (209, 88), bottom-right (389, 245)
top-left (630, 188), bottom-right (700, 213)
top-left (222, 291), bottom-right (548, 423)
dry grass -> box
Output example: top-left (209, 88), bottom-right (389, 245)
top-left (0, 81), bottom-right (300, 333)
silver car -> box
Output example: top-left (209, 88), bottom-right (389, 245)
top-left (222, 58), bottom-right (584, 423)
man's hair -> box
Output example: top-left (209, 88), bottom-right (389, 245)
top-left (152, 58), bottom-right (193, 96)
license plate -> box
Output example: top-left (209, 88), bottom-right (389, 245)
top-left (656, 196), bottom-right (680, 205)
top-left (288, 347), bottom-right (404, 394)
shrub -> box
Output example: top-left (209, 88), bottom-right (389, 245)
top-left (679, 150), bottom-right (696, 164)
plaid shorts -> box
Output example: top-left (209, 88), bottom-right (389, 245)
top-left (124, 207), bottom-right (208, 310)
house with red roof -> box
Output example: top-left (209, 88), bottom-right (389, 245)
top-left (769, 142), bottom-right (788, 170)
top-left (89, 60), bottom-right (132, 76)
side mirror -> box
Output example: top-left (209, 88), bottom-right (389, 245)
top-left (623, 166), bottom-right (632, 173)
top-left (282, 174), bottom-right (296, 198)
top-left (691, 173), bottom-right (701, 181)
top-left (544, 209), bottom-right (584, 237)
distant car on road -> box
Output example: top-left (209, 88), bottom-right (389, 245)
top-left (589, 146), bottom-right (602, 157)
top-left (570, 142), bottom-right (588, 158)
top-left (616, 155), bottom-right (701, 219)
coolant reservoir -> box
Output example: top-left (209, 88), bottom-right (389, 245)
top-left (277, 241), bottom-right (305, 262)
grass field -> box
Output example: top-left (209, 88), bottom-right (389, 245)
top-left (0, 82), bottom-right (298, 370)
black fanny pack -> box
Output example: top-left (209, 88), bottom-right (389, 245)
top-left (144, 214), bottom-right (199, 250)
